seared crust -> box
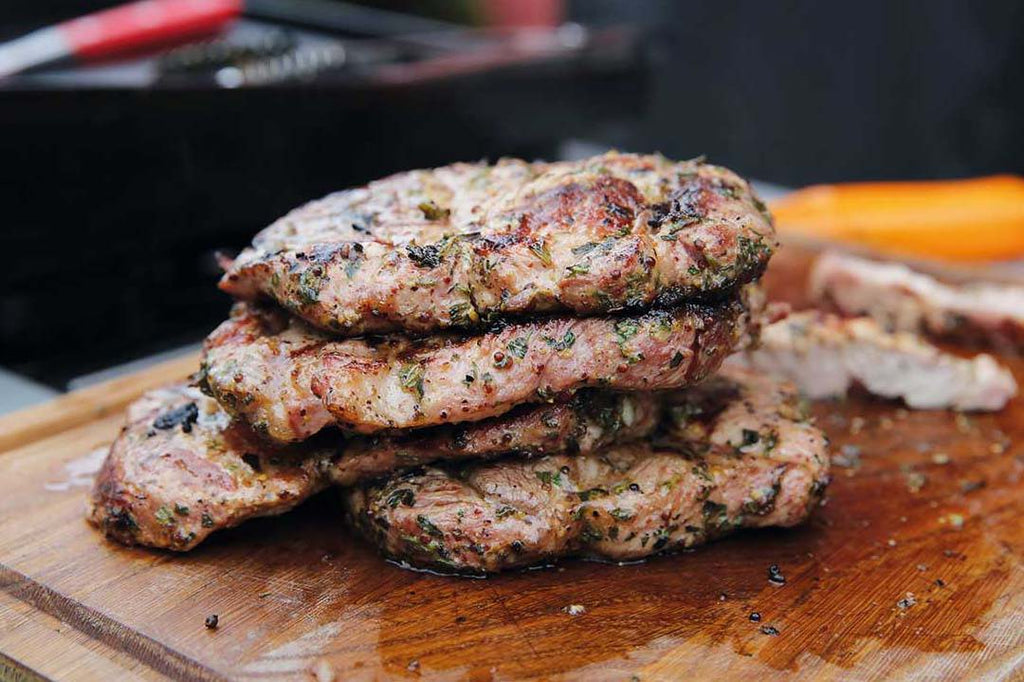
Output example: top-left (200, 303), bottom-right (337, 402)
top-left (330, 391), bottom-right (660, 486)
top-left (220, 152), bottom-right (775, 336)
top-left (88, 388), bottom-right (661, 550)
top-left (87, 386), bottom-right (333, 551)
top-left (201, 288), bottom-right (758, 441)
top-left (345, 367), bottom-right (831, 573)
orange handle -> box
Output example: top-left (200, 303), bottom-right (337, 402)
top-left (769, 175), bottom-right (1024, 261)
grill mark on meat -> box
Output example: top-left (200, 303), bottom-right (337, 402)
top-left (345, 367), bottom-right (831, 573)
top-left (88, 387), bottom-right (663, 550)
top-left (202, 287), bottom-right (759, 441)
top-left (219, 152), bottom-right (775, 336)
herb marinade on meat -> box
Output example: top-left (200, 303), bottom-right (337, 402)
top-left (345, 368), bottom-right (830, 573)
top-left (89, 386), bottom-right (662, 550)
top-left (87, 151), bottom-right (822, 572)
top-left (199, 285), bottom-right (761, 441)
top-left (220, 152), bottom-right (775, 336)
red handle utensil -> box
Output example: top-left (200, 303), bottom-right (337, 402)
top-left (0, 0), bottom-right (242, 78)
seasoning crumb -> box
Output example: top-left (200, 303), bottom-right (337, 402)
top-left (916, 564), bottom-right (928, 572)
top-left (563, 604), bottom-right (586, 616)
top-left (887, 538), bottom-right (897, 547)
top-left (959, 479), bottom-right (985, 494)
top-left (897, 593), bottom-right (917, 610)
top-left (934, 579), bottom-right (946, 588)
top-left (931, 452), bottom-right (950, 465)
top-left (407, 660), bottom-right (420, 672)
top-left (749, 612), bottom-right (762, 622)
top-left (204, 614), bottom-right (219, 629)
top-left (718, 592), bottom-right (728, 601)
top-left (905, 471), bottom-right (927, 493)
top-left (947, 513), bottom-right (965, 530)
top-left (767, 564), bottom-right (786, 586)
top-left (833, 444), bottom-right (862, 468)
top-left (760, 625), bottom-right (780, 636)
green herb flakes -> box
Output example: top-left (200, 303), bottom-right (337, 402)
top-left (399, 363), bottom-right (425, 400)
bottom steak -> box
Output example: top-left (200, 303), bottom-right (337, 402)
top-left (345, 367), bottom-right (831, 573)
top-left (89, 387), bottom-right (660, 550)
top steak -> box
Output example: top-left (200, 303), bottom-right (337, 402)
top-left (220, 152), bottom-right (775, 336)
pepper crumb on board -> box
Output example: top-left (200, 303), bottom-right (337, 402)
top-left (760, 625), bottom-right (780, 636)
top-left (749, 612), bottom-right (761, 622)
top-left (767, 564), bottom-right (786, 586)
top-left (897, 592), bottom-right (917, 610)
top-left (204, 614), bottom-right (219, 629)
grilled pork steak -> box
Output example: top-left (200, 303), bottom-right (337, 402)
top-left (89, 387), bottom-right (661, 550)
top-left (333, 391), bottom-right (660, 486)
top-left (730, 310), bottom-right (1017, 411)
top-left (220, 152), bottom-right (775, 336)
top-left (201, 287), bottom-right (759, 441)
top-left (88, 386), bottom-right (334, 551)
top-left (810, 251), bottom-right (1024, 348)
top-left (345, 368), bottom-right (830, 573)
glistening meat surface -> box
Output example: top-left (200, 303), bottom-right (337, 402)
top-left (201, 288), bottom-right (758, 441)
top-left (87, 385), bottom-right (334, 551)
top-left (345, 367), bottom-right (831, 573)
top-left (220, 152), bottom-right (774, 336)
top-left (88, 387), bottom-right (661, 550)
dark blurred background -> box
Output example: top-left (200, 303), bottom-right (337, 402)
top-left (1, 0), bottom-right (1022, 396)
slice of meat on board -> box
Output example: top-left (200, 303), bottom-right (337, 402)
top-left (220, 151), bottom-right (775, 336)
top-left (810, 250), bottom-right (1024, 349)
top-left (87, 385), bottom-right (334, 551)
top-left (345, 367), bottom-right (831, 574)
top-left (729, 310), bottom-right (1017, 411)
top-left (200, 285), bottom-right (760, 441)
top-left (89, 388), bottom-right (662, 550)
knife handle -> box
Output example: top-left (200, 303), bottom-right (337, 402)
top-left (61, 0), bottom-right (243, 60)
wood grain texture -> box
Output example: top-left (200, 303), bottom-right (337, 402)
top-left (0, 353), bottom-right (199, 454)
top-left (0, 248), bottom-right (1021, 681)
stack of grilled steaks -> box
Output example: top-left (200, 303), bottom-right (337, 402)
top-left (89, 152), bottom-right (831, 573)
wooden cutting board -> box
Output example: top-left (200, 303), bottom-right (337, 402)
top-left (1, 249), bottom-right (1022, 681)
